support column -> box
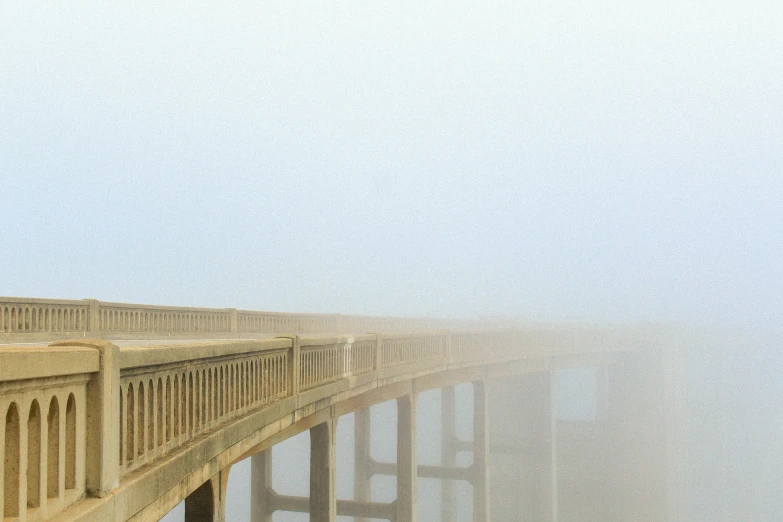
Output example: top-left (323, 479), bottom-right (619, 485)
top-left (521, 371), bottom-right (557, 522)
top-left (440, 385), bottom-right (457, 522)
top-left (473, 381), bottom-right (490, 522)
top-left (251, 449), bottom-right (273, 522)
top-left (310, 419), bottom-right (337, 522)
top-left (396, 394), bottom-right (417, 522)
top-left (354, 408), bottom-right (372, 522)
top-left (487, 372), bottom-right (557, 522)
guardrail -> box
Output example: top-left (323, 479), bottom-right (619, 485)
top-left (0, 297), bottom-right (480, 340)
top-left (0, 345), bottom-right (99, 520)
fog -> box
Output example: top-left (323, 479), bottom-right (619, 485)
top-left (1, 1), bottom-right (781, 520)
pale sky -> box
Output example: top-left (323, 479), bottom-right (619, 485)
top-left (1, 1), bottom-right (781, 329)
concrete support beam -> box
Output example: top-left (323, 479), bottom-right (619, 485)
top-left (440, 385), bottom-right (457, 522)
top-left (310, 419), bottom-right (337, 522)
top-left (473, 381), bottom-right (490, 522)
top-left (269, 492), bottom-right (396, 520)
top-left (369, 460), bottom-right (473, 482)
top-left (396, 394), bottom-right (417, 522)
top-left (354, 407), bottom-right (372, 522)
top-left (250, 449), bottom-right (273, 522)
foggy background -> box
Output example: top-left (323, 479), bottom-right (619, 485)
top-left (2, 1), bottom-right (781, 520)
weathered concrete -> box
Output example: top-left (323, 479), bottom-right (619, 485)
top-left (249, 450), bottom-right (272, 522)
top-left (310, 419), bottom-right (336, 522)
top-left (0, 297), bottom-right (679, 522)
top-left (396, 394), bottom-right (417, 522)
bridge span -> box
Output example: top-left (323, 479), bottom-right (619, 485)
top-left (0, 297), bottom-right (685, 521)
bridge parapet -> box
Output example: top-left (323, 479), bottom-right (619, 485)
top-left (117, 339), bottom-right (291, 477)
top-left (0, 345), bottom-right (97, 520)
top-left (0, 297), bottom-right (482, 342)
top-left (0, 298), bottom-right (90, 336)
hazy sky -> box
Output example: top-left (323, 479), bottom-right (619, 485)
top-left (1, 2), bottom-right (781, 328)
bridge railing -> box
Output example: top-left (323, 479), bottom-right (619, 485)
top-left (0, 345), bottom-right (98, 520)
top-left (0, 297), bottom-right (90, 335)
top-left (378, 332), bottom-right (447, 367)
top-left (118, 339), bottom-right (291, 476)
top-left (99, 301), bottom-right (232, 335)
top-left (0, 297), bottom-right (482, 340)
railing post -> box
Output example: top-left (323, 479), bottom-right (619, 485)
top-left (444, 331), bottom-right (452, 362)
top-left (291, 335), bottom-right (300, 396)
top-left (50, 339), bottom-right (120, 497)
top-left (277, 335), bottom-right (300, 396)
top-left (374, 334), bottom-right (382, 370)
top-left (228, 308), bottom-right (238, 334)
top-left (85, 299), bottom-right (101, 336)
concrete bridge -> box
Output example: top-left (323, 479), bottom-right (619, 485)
top-left (0, 297), bottom-right (685, 521)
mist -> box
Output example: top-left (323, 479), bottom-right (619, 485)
top-left (1, 1), bottom-right (781, 521)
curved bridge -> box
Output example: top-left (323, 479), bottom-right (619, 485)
top-left (0, 298), bottom-right (681, 521)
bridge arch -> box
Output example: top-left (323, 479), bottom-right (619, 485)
top-left (125, 358), bottom-right (535, 521)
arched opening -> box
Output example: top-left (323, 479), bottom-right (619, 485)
top-left (229, 366), bottom-right (234, 413)
top-left (207, 369), bottom-right (213, 423)
top-left (65, 394), bottom-right (76, 489)
top-left (188, 373), bottom-right (194, 436)
top-left (47, 397), bottom-right (60, 498)
top-left (199, 370), bottom-right (209, 426)
top-left (147, 379), bottom-right (154, 451)
top-left (157, 378), bottom-right (164, 447)
top-left (194, 372), bottom-right (201, 430)
top-left (165, 377), bottom-right (172, 443)
top-left (138, 382), bottom-right (145, 456)
top-left (181, 373), bottom-right (187, 437)
top-left (27, 400), bottom-right (41, 509)
top-left (173, 376), bottom-right (180, 439)
top-left (4, 403), bottom-right (20, 517)
top-left (219, 367), bottom-right (224, 418)
top-left (125, 385), bottom-right (135, 463)
top-left (184, 478), bottom-right (216, 522)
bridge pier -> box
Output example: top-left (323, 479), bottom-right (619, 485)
top-left (353, 407), bottom-right (371, 522)
top-left (440, 385), bottom-right (457, 522)
top-left (396, 394), bottom-right (417, 522)
top-left (487, 371), bottom-right (557, 522)
top-left (250, 450), bottom-right (272, 522)
top-left (310, 419), bottom-right (337, 522)
top-left (363, 383), bottom-right (490, 521)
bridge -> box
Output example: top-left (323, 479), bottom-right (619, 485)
top-left (0, 297), bottom-right (685, 521)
